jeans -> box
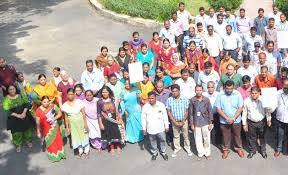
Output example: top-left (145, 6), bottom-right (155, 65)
top-left (276, 120), bottom-right (288, 152)
top-left (148, 132), bottom-right (166, 155)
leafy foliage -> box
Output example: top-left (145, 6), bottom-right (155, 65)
top-left (276, 0), bottom-right (288, 16)
top-left (207, 0), bottom-right (243, 11)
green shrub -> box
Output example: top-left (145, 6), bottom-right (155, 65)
top-left (99, 0), bottom-right (180, 21)
top-left (276, 0), bottom-right (288, 17)
top-left (207, 0), bottom-right (242, 11)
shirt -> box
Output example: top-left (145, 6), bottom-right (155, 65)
top-left (177, 10), bottom-right (193, 31)
top-left (243, 34), bottom-right (263, 52)
top-left (203, 91), bottom-right (219, 114)
top-left (169, 19), bottom-right (184, 37)
top-left (220, 73), bottom-right (242, 89)
top-left (166, 96), bottom-right (189, 121)
top-left (83, 98), bottom-right (99, 120)
top-left (219, 59), bottom-right (237, 75)
top-left (198, 70), bottom-right (220, 92)
top-left (195, 14), bottom-right (208, 27)
top-left (262, 27), bottom-right (278, 50)
top-left (237, 85), bottom-right (252, 100)
top-left (175, 77), bottom-right (196, 100)
top-left (0, 65), bottom-right (16, 88)
top-left (214, 22), bottom-right (228, 38)
top-left (159, 28), bottom-right (177, 48)
top-left (225, 15), bottom-right (237, 32)
top-left (215, 90), bottom-right (244, 124)
top-left (254, 74), bottom-right (276, 88)
top-left (254, 16), bottom-right (269, 35)
top-left (268, 12), bottom-right (281, 25)
top-left (242, 97), bottom-right (266, 124)
top-left (154, 89), bottom-right (171, 104)
top-left (106, 81), bottom-right (124, 100)
top-left (277, 21), bottom-right (288, 31)
top-left (265, 50), bottom-right (282, 75)
top-left (189, 96), bottom-right (213, 127)
top-left (81, 68), bottom-right (104, 92)
top-left (204, 33), bottom-right (223, 57)
top-left (222, 32), bottom-right (242, 50)
top-left (183, 34), bottom-right (204, 49)
top-left (142, 101), bottom-right (169, 134)
top-left (205, 15), bottom-right (217, 27)
top-left (237, 65), bottom-right (258, 83)
top-left (276, 90), bottom-right (288, 123)
top-left (236, 16), bottom-right (253, 34)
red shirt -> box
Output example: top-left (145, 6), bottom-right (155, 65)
top-left (159, 47), bottom-right (175, 64)
top-left (0, 65), bottom-right (17, 87)
top-left (103, 63), bottom-right (121, 77)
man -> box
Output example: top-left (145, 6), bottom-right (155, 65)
top-left (254, 8), bottom-right (269, 36)
top-left (177, 2), bottom-right (193, 34)
top-left (203, 81), bottom-right (221, 146)
top-left (276, 67), bottom-right (288, 90)
top-left (255, 52), bottom-right (274, 74)
top-left (215, 80), bottom-right (244, 159)
top-left (166, 84), bottom-right (192, 157)
top-left (242, 87), bottom-right (271, 159)
top-left (219, 64), bottom-right (242, 89)
top-left (81, 59), bottom-right (104, 95)
top-left (170, 11), bottom-right (184, 55)
top-left (274, 79), bottom-right (288, 157)
top-left (142, 91), bottom-right (169, 161)
top-left (277, 14), bottom-right (288, 31)
top-left (188, 63), bottom-right (199, 82)
top-left (159, 20), bottom-right (177, 48)
top-left (0, 57), bottom-right (17, 95)
top-left (204, 25), bottom-right (223, 63)
top-left (195, 7), bottom-right (208, 28)
top-left (175, 69), bottom-right (196, 100)
top-left (190, 85), bottom-right (213, 160)
top-left (222, 25), bottom-right (242, 60)
top-left (183, 26), bottom-right (204, 49)
top-left (254, 65), bottom-right (276, 88)
top-left (237, 55), bottom-right (258, 83)
top-left (214, 14), bottom-right (228, 38)
top-left (262, 18), bottom-right (278, 50)
top-left (236, 8), bottom-right (253, 36)
top-left (264, 41), bottom-right (282, 76)
top-left (225, 8), bottom-right (237, 32)
top-left (268, 4), bottom-right (281, 25)
top-left (250, 42), bottom-right (264, 64)
top-left (243, 27), bottom-right (264, 54)
top-left (196, 22), bottom-right (206, 39)
top-left (198, 61), bottom-right (220, 92)
top-left (205, 7), bottom-right (217, 27)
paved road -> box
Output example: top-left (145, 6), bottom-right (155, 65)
top-left (1, 1), bottom-right (288, 175)
top-left (240, 0), bottom-right (273, 18)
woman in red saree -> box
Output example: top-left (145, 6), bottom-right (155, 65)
top-left (149, 32), bottom-right (162, 61)
top-left (36, 96), bottom-right (66, 162)
top-left (198, 48), bottom-right (219, 73)
top-left (184, 41), bottom-right (202, 67)
top-left (158, 38), bottom-right (175, 68)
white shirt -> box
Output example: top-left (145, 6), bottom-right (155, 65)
top-left (204, 33), bottom-right (223, 57)
top-left (268, 12), bottom-right (281, 26)
top-left (197, 70), bottom-right (220, 92)
top-left (159, 28), bottom-right (177, 48)
top-left (81, 68), bottom-right (104, 91)
top-left (276, 90), bottom-right (288, 123)
top-left (237, 65), bottom-right (258, 83)
top-left (195, 14), bottom-right (208, 27)
top-left (175, 77), bottom-right (196, 99)
top-left (205, 15), bottom-right (217, 27)
top-left (203, 91), bottom-right (219, 114)
top-left (177, 10), bottom-right (193, 31)
top-left (214, 22), bottom-right (228, 38)
top-left (142, 101), bottom-right (169, 134)
top-left (242, 97), bottom-right (266, 124)
top-left (264, 51), bottom-right (278, 76)
top-left (222, 32), bottom-right (242, 50)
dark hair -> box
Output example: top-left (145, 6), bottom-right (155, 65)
top-left (202, 48), bottom-right (209, 55)
top-left (180, 68), bottom-right (189, 75)
top-left (196, 22), bottom-right (203, 27)
top-left (171, 84), bottom-right (180, 91)
top-left (189, 41), bottom-right (196, 47)
top-left (251, 86), bottom-right (260, 92)
top-left (152, 32), bottom-right (159, 38)
top-left (239, 8), bottom-right (245, 12)
top-left (85, 90), bottom-right (94, 96)
top-left (141, 43), bottom-right (148, 48)
top-left (99, 85), bottom-right (114, 99)
top-left (142, 62), bottom-right (150, 67)
top-left (143, 72), bottom-right (149, 78)
top-left (226, 25), bottom-right (232, 29)
top-left (122, 69), bottom-right (129, 74)
top-left (250, 26), bottom-right (257, 32)
top-left (199, 7), bottom-right (205, 11)
top-left (281, 67), bottom-right (288, 73)
top-left (226, 8), bottom-right (231, 12)
top-left (101, 46), bottom-right (108, 52)
top-left (38, 74), bottom-right (46, 80)
top-left (163, 38), bottom-right (170, 44)
top-left (108, 73), bottom-right (117, 80)
top-left (53, 67), bottom-right (60, 71)
top-left (267, 41), bottom-right (274, 46)
top-left (155, 67), bottom-right (165, 83)
top-left (86, 59), bottom-right (93, 65)
top-left (217, 14), bottom-right (223, 18)
top-left (41, 95), bottom-right (50, 101)
top-left (269, 17), bottom-right (275, 21)
top-left (195, 84), bottom-right (203, 89)
top-left (118, 47), bottom-right (125, 53)
top-left (179, 2), bottom-right (185, 6)
top-left (224, 80), bottom-right (234, 87)
top-left (242, 75), bottom-right (251, 82)
top-left (148, 91), bottom-right (156, 97)
top-left (67, 87), bottom-right (75, 94)
top-left (204, 61), bottom-right (212, 68)
top-left (171, 11), bottom-right (177, 16)
top-left (207, 25), bottom-right (213, 30)
top-left (122, 41), bottom-right (129, 46)
top-left (16, 72), bottom-right (23, 77)
top-left (258, 8), bottom-right (264, 13)
top-left (6, 84), bottom-right (19, 95)
top-left (132, 31), bottom-right (139, 37)
top-left (74, 84), bottom-right (84, 92)
top-left (260, 65), bottom-right (269, 71)
top-left (242, 55), bottom-right (251, 62)
top-left (223, 50), bottom-right (232, 57)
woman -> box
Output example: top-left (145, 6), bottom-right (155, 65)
top-left (115, 47), bottom-right (131, 71)
top-left (95, 46), bottom-right (110, 69)
top-left (120, 80), bottom-right (144, 143)
top-left (103, 55), bottom-right (121, 81)
top-left (62, 88), bottom-right (90, 157)
top-left (83, 90), bottom-right (101, 151)
top-left (149, 32), bottom-right (162, 60)
top-left (35, 96), bottom-right (66, 162)
top-left (198, 48), bottom-right (218, 72)
top-left (2, 85), bottom-right (34, 152)
top-left (184, 41), bottom-right (202, 66)
top-left (57, 70), bottom-right (76, 107)
top-left (122, 41), bottom-right (134, 59)
top-left (129, 31), bottom-right (144, 57)
top-left (159, 38), bottom-right (176, 67)
top-left (97, 86), bottom-right (123, 155)
top-left (165, 53), bottom-right (186, 79)
top-left (51, 67), bottom-right (62, 87)
top-left (154, 66), bottom-right (173, 88)
top-left (237, 75), bottom-right (252, 100)
top-left (136, 72), bottom-right (154, 104)
top-left (142, 62), bottom-right (155, 80)
top-left (136, 43), bottom-right (155, 76)
top-left (74, 84), bottom-right (85, 101)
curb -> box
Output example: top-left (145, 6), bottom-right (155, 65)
top-left (88, 0), bottom-right (162, 29)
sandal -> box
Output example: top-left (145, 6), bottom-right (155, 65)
top-left (83, 152), bottom-right (89, 158)
top-left (27, 143), bottom-right (33, 148)
top-left (76, 154), bottom-right (82, 159)
top-left (16, 147), bottom-right (21, 153)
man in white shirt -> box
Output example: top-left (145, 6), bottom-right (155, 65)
top-left (243, 27), bottom-right (264, 54)
top-left (242, 87), bottom-right (271, 159)
top-left (195, 7), bottom-right (208, 28)
top-left (177, 2), bottom-right (192, 33)
top-left (214, 14), bottom-right (228, 38)
top-left (159, 20), bottom-right (177, 48)
top-left (198, 61), bottom-right (220, 92)
top-left (268, 5), bottom-right (281, 25)
top-left (222, 25), bottom-right (242, 60)
top-left (205, 7), bottom-right (217, 27)
top-left (142, 91), bottom-right (169, 161)
top-left (275, 79), bottom-right (288, 157)
top-left (204, 25), bottom-right (223, 63)
top-left (175, 68), bottom-right (196, 100)
top-left (237, 55), bottom-right (258, 83)
top-left (81, 60), bottom-right (104, 95)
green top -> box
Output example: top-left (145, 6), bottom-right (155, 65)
top-left (2, 94), bottom-right (30, 113)
top-left (220, 73), bottom-right (242, 89)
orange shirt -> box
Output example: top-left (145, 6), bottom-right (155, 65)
top-left (254, 74), bottom-right (276, 88)
top-left (219, 59), bottom-right (237, 75)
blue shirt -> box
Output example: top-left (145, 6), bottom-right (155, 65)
top-left (183, 34), bottom-right (204, 49)
top-left (166, 96), bottom-right (189, 121)
top-left (225, 16), bottom-right (237, 33)
top-left (215, 90), bottom-right (243, 124)
top-left (254, 16), bottom-right (269, 35)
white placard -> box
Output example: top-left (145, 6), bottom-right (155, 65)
top-left (128, 62), bottom-right (144, 84)
top-left (261, 87), bottom-right (278, 111)
top-left (277, 31), bottom-right (288, 49)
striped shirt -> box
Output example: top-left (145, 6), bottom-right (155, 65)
top-left (166, 96), bottom-right (189, 121)
top-left (183, 34), bottom-right (204, 49)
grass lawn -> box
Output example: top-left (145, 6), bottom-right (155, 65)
top-left (184, 0), bottom-right (210, 16)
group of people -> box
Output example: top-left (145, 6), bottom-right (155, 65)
top-left (1, 2), bottom-right (288, 162)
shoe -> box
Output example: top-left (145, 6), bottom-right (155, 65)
top-left (274, 151), bottom-right (281, 157)
top-left (222, 150), bottom-right (230, 159)
top-left (247, 152), bottom-right (256, 159)
top-left (151, 153), bottom-right (158, 161)
top-left (162, 153), bottom-right (168, 161)
top-left (187, 152), bottom-right (193, 157)
top-left (237, 149), bottom-right (245, 158)
top-left (260, 152), bottom-right (267, 159)
top-left (197, 156), bottom-right (202, 161)
top-left (205, 155), bottom-right (212, 160)
top-left (171, 151), bottom-right (178, 158)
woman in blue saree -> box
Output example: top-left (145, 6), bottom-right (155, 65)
top-left (136, 43), bottom-right (155, 76)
